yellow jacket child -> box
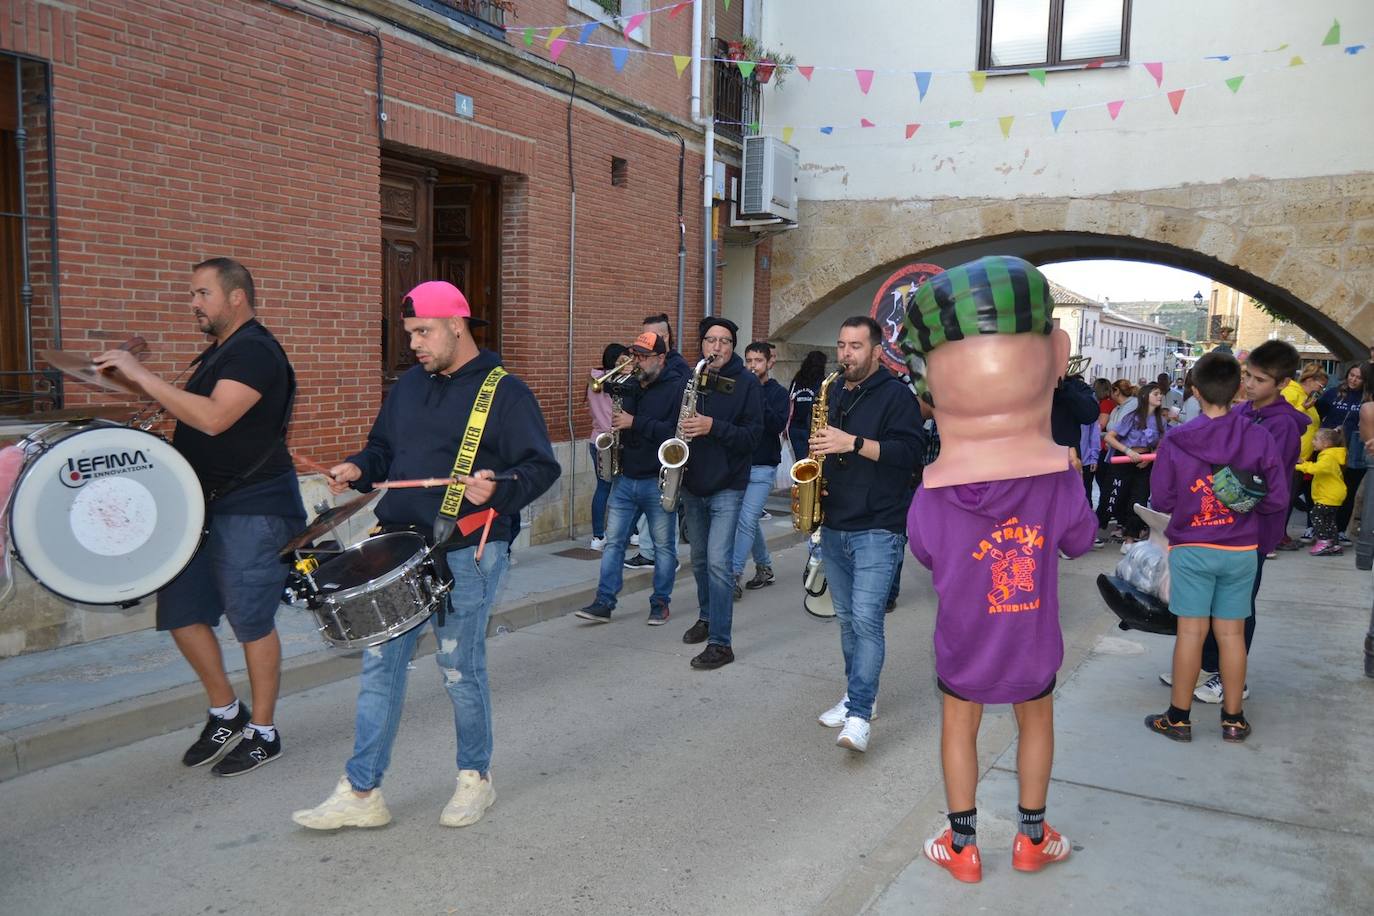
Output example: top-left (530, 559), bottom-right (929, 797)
top-left (1295, 443), bottom-right (1347, 507)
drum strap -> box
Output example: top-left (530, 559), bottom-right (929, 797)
top-left (437, 365), bottom-right (507, 525)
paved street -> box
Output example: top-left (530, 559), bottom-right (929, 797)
top-left (1, 539), bottom-right (1371, 915)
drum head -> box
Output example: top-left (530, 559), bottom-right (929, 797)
top-left (314, 532), bottom-right (429, 595)
top-left (9, 424), bottom-right (205, 605)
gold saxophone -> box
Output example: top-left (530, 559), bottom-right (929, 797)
top-left (592, 354), bottom-right (639, 482)
top-left (790, 370), bottom-right (842, 533)
top-left (658, 357), bottom-right (710, 512)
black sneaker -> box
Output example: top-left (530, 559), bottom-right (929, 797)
top-left (691, 644), bottom-right (734, 670)
top-left (182, 704), bottom-right (252, 767)
top-left (623, 554), bottom-right (654, 570)
top-left (745, 566), bottom-right (774, 590)
top-left (682, 619), bottom-right (709, 644)
top-left (575, 602), bottom-right (614, 622)
top-left (1143, 712), bottom-right (1192, 742)
top-left (211, 726), bottom-right (282, 776)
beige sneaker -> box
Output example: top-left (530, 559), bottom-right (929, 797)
top-left (440, 769), bottom-right (495, 827)
top-left (291, 775), bottom-right (391, 830)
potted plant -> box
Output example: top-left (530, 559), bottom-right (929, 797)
top-left (734, 35), bottom-right (795, 88)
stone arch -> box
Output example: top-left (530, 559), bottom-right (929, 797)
top-left (769, 176), bottom-right (1374, 358)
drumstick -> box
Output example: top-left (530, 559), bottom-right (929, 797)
top-left (1109, 453), bottom-right (1157, 464)
top-left (374, 472), bottom-right (520, 489)
top-left (292, 453), bottom-right (338, 477)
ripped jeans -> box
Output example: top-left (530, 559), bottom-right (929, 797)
top-left (345, 543), bottom-right (509, 791)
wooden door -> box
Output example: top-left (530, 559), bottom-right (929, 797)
top-left (0, 61), bottom-right (26, 412)
top-left (432, 174), bottom-right (500, 352)
top-left (379, 157), bottom-right (435, 385)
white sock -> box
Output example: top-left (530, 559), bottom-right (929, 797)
top-left (246, 722), bottom-right (276, 741)
top-left (209, 699), bottom-right (240, 720)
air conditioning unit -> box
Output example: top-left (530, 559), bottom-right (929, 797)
top-left (740, 135), bottom-right (799, 222)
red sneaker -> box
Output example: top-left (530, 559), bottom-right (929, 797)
top-left (1012, 824), bottom-right (1071, 872)
top-left (923, 828), bottom-right (982, 883)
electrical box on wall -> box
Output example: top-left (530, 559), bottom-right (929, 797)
top-left (740, 136), bottom-right (799, 222)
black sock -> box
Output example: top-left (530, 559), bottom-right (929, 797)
top-left (1018, 805), bottom-right (1046, 844)
top-left (1167, 704), bottom-right (1191, 725)
top-left (948, 808), bottom-right (976, 852)
top-left (1221, 709), bottom-right (1247, 725)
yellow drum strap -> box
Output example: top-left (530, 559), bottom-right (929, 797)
top-left (438, 366), bottom-right (507, 519)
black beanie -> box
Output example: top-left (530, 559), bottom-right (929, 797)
top-left (699, 316), bottom-right (739, 343)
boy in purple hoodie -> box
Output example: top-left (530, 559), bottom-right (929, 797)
top-left (902, 257), bottom-right (1097, 884)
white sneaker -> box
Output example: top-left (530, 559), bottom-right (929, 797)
top-left (440, 769), bottom-right (495, 827)
top-left (837, 716), bottom-right (870, 752)
top-left (1158, 669), bottom-right (1212, 689)
top-left (629, 533), bottom-right (640, 547)
top-left (589, 536), bottom-right (607, 551)
top-left (1193, 673), bottom-right (1249, 704)
top-left (292, 776), bottom-right (391, 830)
top-left (818, 695), bottom-right (878, 728)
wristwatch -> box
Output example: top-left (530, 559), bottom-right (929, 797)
top-left (853, 435), bottom-right (865, 453)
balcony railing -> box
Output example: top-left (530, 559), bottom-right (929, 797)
top-left (409, 0), bottom-right (509, 40)
top-left (713, 39), bottom-right (760, 144)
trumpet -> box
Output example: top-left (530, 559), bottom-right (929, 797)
top-left (593, 355), bottom-right (641, 481)
top-left (591, 353), bottom-right (637, 394)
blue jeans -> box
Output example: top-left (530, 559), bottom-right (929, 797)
top-left (682, 488), bottom-right (743, 647)
top-left (820, 527), bottom-right (906, 720)
top-left (589, 443), bottom-right (613, 538)
top-left (345, 543), bottom-right (509, 790)
top-left (594, 476), bottom-right (677, 610)
top-left (731, 464), bottom-right (776, 577)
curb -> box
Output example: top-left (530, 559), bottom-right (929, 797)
top-left (0, 528), bottom-right (808, 781)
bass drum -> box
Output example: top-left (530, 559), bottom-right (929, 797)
top-left (8, 421), bottom-right (205, 605)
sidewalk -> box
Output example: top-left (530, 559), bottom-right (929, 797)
top-left (819, 544), bottom-right (1374, 915)
top-left (0, 498), bottom-right (804, 781)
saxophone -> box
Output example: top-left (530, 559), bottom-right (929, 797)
top-left (790, 370), bottom-right (842, 533)
top-left (592, 354), bottom-right (638, 482)
top-left (657, 357), bottom-right (710, 512)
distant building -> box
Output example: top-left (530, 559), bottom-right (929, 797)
top-left (1207, 282), bottom-right (1339, 372)
top-left (1051, 282), bottom-right (1172, 382)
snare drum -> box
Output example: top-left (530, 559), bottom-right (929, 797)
top-left (304, 532), bottom-right (446, 649)
top-left (7, 421), bottom-right (205, 605)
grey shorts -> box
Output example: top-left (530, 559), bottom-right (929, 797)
top-left (156, 513), bottom-right (298, 643)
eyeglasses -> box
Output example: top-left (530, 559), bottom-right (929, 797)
top-left (702, 336), bottom-right (734, 346)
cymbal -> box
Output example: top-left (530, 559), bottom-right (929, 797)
top-left (2, 405), bottom-right (134, 423)
top-left (39, 348), bottom-right (136, 394)
top-left (279, 489), bottom-right (381, 555)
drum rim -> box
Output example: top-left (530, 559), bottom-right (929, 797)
top-left (314, 531), bottom-right (432, 604)
top-left (8, 423), bottom-right (205, 605)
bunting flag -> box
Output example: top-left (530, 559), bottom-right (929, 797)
top-left (724, 0), bottom-right (731, 9)
top-left (1028, 68), bottom-right (1046, 86)
top-left (1290, 54), bottom-right (1305, 66)
top-left (798, 66), bottom-right (814, 81)
top-left (578, 22), bottom-right (598, 44)
top-left (948, 120), bottom-right (964, 128)
top-left (549, 37), bottom-right (569, 62)
top-left (1106, 99), bottom-right (1125, 120)
top-left (998, 115), bottom-right (1014, 138)
top-left (914, 71), bottom-right (932, 101)
top-left (1323, 20), bottom-right (1341, 46)
top-left (969, 71), bottom-right (987, 92)
top-left (1085, 59), bottom-right (1104, 69)
top-left (612, 47), bottom-right (630, 71)
top-left (749, 120), bottom-right (760, 134)
top-left (782, 127), bottom-right (795, 144)
top-left (545, 26), bottom-right (566, 48)
top-left (861, 118), bottom-right (876, 128)
top-left (1167, 88), bottom-right (1187, 114)
top-left (905, 123), bottom-right (921, 139)
top-left (855, 69), bottom-right (875, 94)
top-left (1050, 109), bottom-right (1067, 131)
top-left (737, 60), bottom-right (756, 79)
top-left (820, 126), bottom-right (834, 134)
top-left (1225, 75), bottom-right (1245, 93)
top-left (623, 13), bottom-right (648, 39)
top-left (1267, 43), bottom-right (1290, 52)
top-left (673, 54), bottom-right (691, 77)
top-left (1204, 55), bottom-right (1231, 61)
top-left (1144, 61), bottom-right (1164, 86)
top-left (1347, 44), bottom-right (1367, 55)
top-left (668, 1), bottom-right (692, 18)
top-left (523, 27), bottom-right (533, 47)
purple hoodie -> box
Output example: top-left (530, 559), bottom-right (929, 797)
top-left (1232, 398), bottom-right (1310, 552)
top-left (1150, 411), bottom-right (1290, 550)
top-left (908, 469), bottom-right (1097, 705)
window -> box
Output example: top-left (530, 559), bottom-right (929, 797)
top-left (569, 0), bottom-right (651, 45)
top-left (978, 0), bottom-right (1131, 71)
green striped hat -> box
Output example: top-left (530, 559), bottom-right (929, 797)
top-left (901, 256), bottom-right (1055, 355)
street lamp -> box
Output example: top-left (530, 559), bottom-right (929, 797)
top-left (1194, 290), bottom-right (1206, 341)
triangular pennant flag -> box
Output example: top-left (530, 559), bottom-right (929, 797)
top-left (1050, 109), bottom-right (1067, 131)
top-left (1346, 44), bottom-right (1367, 55)
top-left (669, 1), bottom-right (692, 18)
top-left (860, 118), bottom-right (876, 128)
top-left (1107, 100), bottom-right (1125, 120)
top-left (611, 47), bottom-right (630, 71)
top-left (1085, 59), bottom-right (1104, 69)
top-left (545, 26), bottom-right (566, 48)
top-left (522, 27), bottom-right (533, 47)
top-left (914, 71), bottom-right (932, 101)
top-left (855, 69), bottom-right (875, 94)
top-left (724, 0), bottom-right (731, 9)
top-left (1266, 43), bottom-right (1289, 52)
top-left (737, 60), bottom-right (756, 79)
top-left (1028, 68), bottom-right (1046, 86)
top-left (782, 127), bottom-right (795, 144)
top-left (948, 120), bottom-right (964, 128)
top-left (549, 37), bottom-right (569, 63)
top-left (998, 116), bottom-right (1014, 139)
top-left (798, 66), bottom-right (814, 81)
top-left (969, 71), bottom-right (987, 92)
top-left (1323, 19), bottom-right (1340, 46)
top-left (1204, 55), bottom-right (1231, 62)
top-left (749, 120), bottom-right (759, 134)
top-left (623, 13), bottom-right (648, 38)
top-left (1225, 75), bottom-right (1245, 93)
top-left (578, 22), bottom-right (598, 44)
top-left (673, 55), bottom-right (691, 77)
top-left (1144, 62), bottom-right (1163, 86)
top-left (905, 123), bottom-right (921, 140)
top-left (1289, 55), bottom-right (1305, 67)
top-left (1167, 89), bottom-right (1186, 114)
top-left (819, 126), bottom-right (834, 135)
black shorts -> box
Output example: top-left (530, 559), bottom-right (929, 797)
top-left (937, 676), bottom-right (1056, 705)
